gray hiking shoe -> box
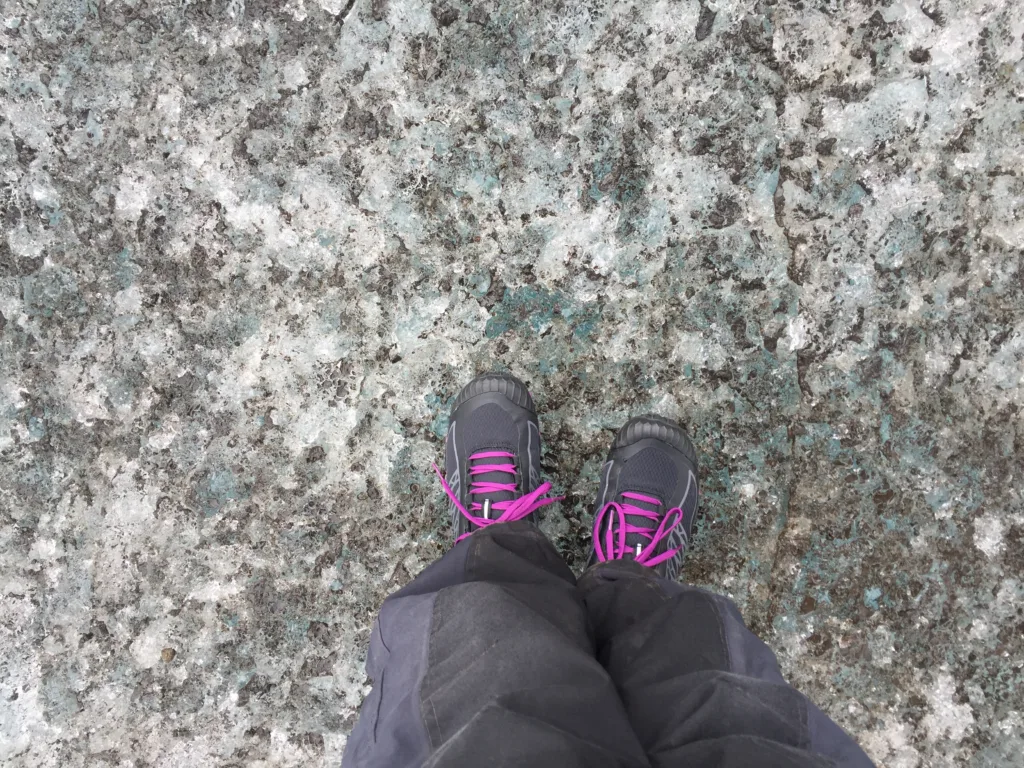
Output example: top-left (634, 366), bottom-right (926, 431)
top-left (434, 373), bottom-right (561, 542)
top-left (588, 415), bottom-right (700, 579)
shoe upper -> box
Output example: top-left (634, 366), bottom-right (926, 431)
top-left (439, 373), bottom-right (557, 540)
top-left (588, 415), bottom-right (700, 579)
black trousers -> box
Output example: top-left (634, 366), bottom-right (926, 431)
top-left (342, 522), bottom-right (875, 768)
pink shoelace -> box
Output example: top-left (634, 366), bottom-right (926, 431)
top-left (433, 450), bottom-right (562, 541)
top-left (593, 491), bottom-right (684, 568)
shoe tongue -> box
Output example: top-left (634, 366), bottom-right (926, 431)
top-left (612, 448), bottom-right (678, 557)
top-left (620, 493), bottom-right (662, 556)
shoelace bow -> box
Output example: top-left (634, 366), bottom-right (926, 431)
top-left (593, 491), bottom-right (685, 568)
top-left (433, 450), bottom-right (562, 541)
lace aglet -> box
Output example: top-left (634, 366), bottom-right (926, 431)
top-left (636, 542), bottom-right (642, 557)
top-left (482, 498), bottom-right (491, 520)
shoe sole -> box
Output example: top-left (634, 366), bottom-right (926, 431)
top-left (452, 372), bottom-right (535, 413)
top-left (612, 414), bottom-right (697, 463)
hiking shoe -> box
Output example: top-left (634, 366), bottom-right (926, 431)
top-left (588, 415), bottom-right (699, 579)
top-left (433, 373), bottom-right (561, 541)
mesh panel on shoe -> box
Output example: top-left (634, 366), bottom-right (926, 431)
top-left (462, 404), bottom-right (517, 453)
top-left (616, 447), bottom-right (679, 549)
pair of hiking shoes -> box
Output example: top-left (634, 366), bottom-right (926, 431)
top-left (434, 373), bottom-right (700, 579)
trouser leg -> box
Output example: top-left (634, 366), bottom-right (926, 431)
top-left (343, 521), bottom-right (650, 768)
top-left (580, 561), bottom-right (876, 768)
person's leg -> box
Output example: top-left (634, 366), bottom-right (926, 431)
top-left (581, 561), bottom-right (874, 768)
top-left (584, 414), bottom-right (875, 768)
top-left (342, 522), bottom-right (650, 768)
